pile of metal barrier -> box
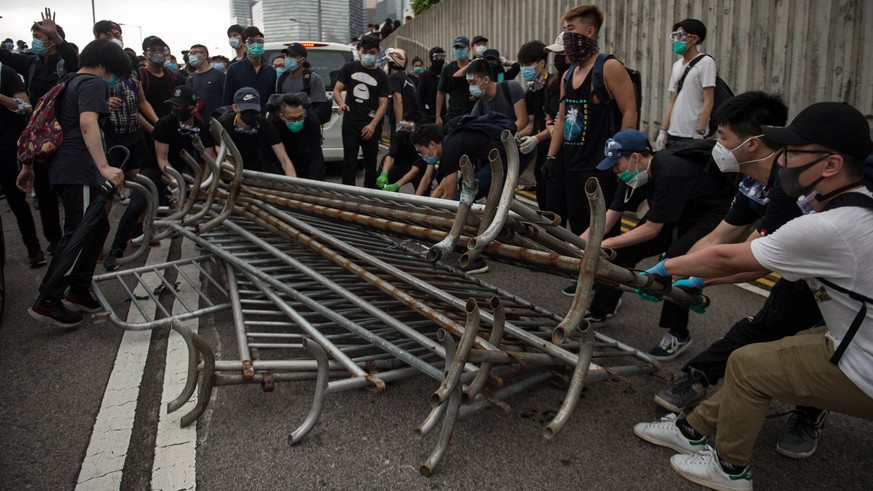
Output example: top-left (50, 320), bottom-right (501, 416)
top-left (91, 120), bottom-right (708, 475)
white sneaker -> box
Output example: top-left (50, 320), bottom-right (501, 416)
top-left (633, 413), bottom-right (708, 454)
top-left (670, 446), bottom-right (753, 491)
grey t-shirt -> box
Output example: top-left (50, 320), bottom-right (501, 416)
top-left (470, 80), bottom-right (524, 120)
top-left (279, 69), bottom-right (327, 104)
top-left (186, 67), bottom-right (226, 118)
top-left (49, 74), bottom-right (108, 187)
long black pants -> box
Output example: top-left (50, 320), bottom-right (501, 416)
top-left (0, 145), bottom-right (41, 253)
top-left (341, 124), bottom-right (381, 188)
top-left (110, 167), bottom-right (167, 253)
top-left (32, 158), bottom-right (64, 246)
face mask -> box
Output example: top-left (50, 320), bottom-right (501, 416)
top-left (625, 170), bottom-right (648, 189)
top-left (431, 59), bottom-right (444, 72)
top-left (453, 48), bottom-right (468, 60)
top-left (4, 42), bottom-right (13, 50)
top-left (31, 38), bottom-right (47, 56)
top-left (239, 110), bottom-right (260, 127)
top-left (173, 108), bottom-right (194, 121)
top-left (285, 58), bottom-right (298, 71)
top-left (105, 74), bottom-right (120, 90)
top-left (165, 62), bottom-right (177, 72)
top-left (361, 54), bottom-right (377, 67)
top-left (617, 158), bottom-right (641, 183)
top-left (469, 84), bottom-right (482, 98)
top-left (712, 135), bottom-right (776, 173)
top-left (213, 63), bottom-right (225, 71)
top-left (413, 66), bottom-right (424, 74)
top-left (474, 45), bottom-right (487, 56)
top-left (150, 53), bottom-right (166, 65)
top-left (554, 56), bottom-right (570, 73)
top-left (562, 32), bottom-right (598, 65)
top-left (229, 37), bottom-right (241, 49)
top-left (777, 153), bottom-right (831, 198)
top-left (423, 145), bottom-right (439, 164)
top-left (110, 38), bottom-right (124, 48)
top-left (247, 43), bottom-right (264, 58)
top-left (286, 120), bottom-right (305, 133)
top-left (673, 40), bottom-right (688, 55)
top-left (275, 67), bottom-right (285, 77)
top-left (521, 66), bottom-right (537, 81)
top-left (188, 55), bottom-right (201, 68)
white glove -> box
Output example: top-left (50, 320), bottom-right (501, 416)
top-left (518, 135), bottom-right (538, 154)
top-left (654, 129), bottom-right (668, 151)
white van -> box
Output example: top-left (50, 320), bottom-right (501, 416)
top-left (263, 41), bottom-right (358, 162)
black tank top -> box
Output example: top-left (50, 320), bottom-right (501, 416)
top-left (561, 66), bottom-right (619, 172)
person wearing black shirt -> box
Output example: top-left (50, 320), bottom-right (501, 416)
top-left (577, 130), bottom-right (735, 353)
top-left (139, 36), bottom-right (182, 120)
top-left (377, 114), bottom-right (426, 193)
top-left (17, 39), bottom-right (127, 328)
top-left (385, 48), bottom-right (419, 134)
top-left (271, 93), bottom-right (325, 180)
top-left (436, 36), bottom-right (474, 124)
top-left (219, 87), bottom-right (295, 176)
top-left (333, 35), bottom-right (389, 188)
top-left (417, 47), bottom-right (445, 124)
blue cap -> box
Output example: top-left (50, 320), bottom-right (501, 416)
top-left (452, 36), bottom-right (470, 48)
top-left (233, 87), bottom-right (261, 111)
top-left (596, 129), bottom-right (652, 170)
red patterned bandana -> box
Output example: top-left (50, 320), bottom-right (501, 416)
top-left (563, 32), bottom-right (598, 65)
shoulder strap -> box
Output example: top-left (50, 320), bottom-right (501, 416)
top-left (591, 53), bottom-right (613, 104)
top-left (138, 67), bottom-right (149, 93)
top-left (302, 68), bottom-right (312, 94)
top-left (816, 276), bottom-right (873, 364)
top-left (676, 54), bottom-right (711, 93)
top-left (823, 190), bottom-right (873, 212)
top-left (499, 81), bottom-right (512, 107)
top-left (277, 70), bottom-right (290, 91)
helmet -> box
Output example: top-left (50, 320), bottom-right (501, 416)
top-left (384, 47), bottom-right (407, 69)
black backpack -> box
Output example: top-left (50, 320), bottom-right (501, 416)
top-left (277, 68), bottom-right (331, 125)
top-left (445, 111), bottom-right (517, 152)
top-left (472, 81), bottom-right (513, 117)
top-left (676, 54), bottom-right (734, 137)
top-left (657, 138), bottom-right (740, 193)
top-left (563, 54), bottom-right (642, 130)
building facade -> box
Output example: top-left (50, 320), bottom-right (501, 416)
top-left (239, 0), bottom-right (365, 44)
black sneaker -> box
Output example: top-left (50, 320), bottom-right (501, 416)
top-left (648, 331), bottom-right (692, 361)
top-left (777, 408), bottom-right (828, 459)
top-left (103, 248), bottom-right (123, 272)
top-left (654, 369), bottom-right (710, 413)
top-left (63, 290), bottom-right (104, 313)
top-left (29, 300), bottom-right (84, 328)
top-left (46, 241), bottom-right (59, 256)
top-left (582, 298), bottom-right (622, 325)
top-left (461, 258), bottom-right (489, 274)
top-left (28, 249), bottom-right (47, 268)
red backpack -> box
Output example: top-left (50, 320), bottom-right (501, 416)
top-left (16, 74), bottom-right (78, 166)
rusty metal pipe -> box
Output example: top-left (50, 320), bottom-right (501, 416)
top-left (428, 155), bottom-right (477, 263)
top-left (198, 125), bottom-right (244, 233)
top-left (430, 298), bottom-right (480, 408)
top-left (477, 148), bottom-right (504, 235)
top-left (463, 296), bottom-right (505, 403)
top-left (420, 330), bottom-right (463, 477)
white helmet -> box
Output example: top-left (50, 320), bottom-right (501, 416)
top-left (384, 47), bottom-right (407, 69)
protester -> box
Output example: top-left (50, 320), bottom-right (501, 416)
top-left (417, 47), bottom-right (446, 124)
top-left (378, 111), bottom-right (426, 193)
top-left (467, 59), bottom-right (527, 132)
top-left (211, 55), bottom-right (229, 72)
top-left (471, 35), bottom-right (488, 58)
top-left (385, 48), bottom-right (419, 134)
top-left (140, 36), bottom-right (182, 119)
top-left (222, 26), bottom-right (275, 114)
top-left (185, 44), bottom-right (225, 119)
top-left (277, 43), bottom-right (330, 124)
top-left (218, 87), bottom-right (295, 176)
top-left (409, 56), bottom-right (424, 84)
top-left (435, 36), bottom-right (474, 125)
top-left (270, 93), bottom-right (325, 180)
top-left (227, 24), bottom-right (246, 67)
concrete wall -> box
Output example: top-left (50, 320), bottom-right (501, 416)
top-left (384, 0), bottom-right (873, 138)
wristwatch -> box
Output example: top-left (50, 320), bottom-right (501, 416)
top-left (695, 128), bottom-right (707, 136)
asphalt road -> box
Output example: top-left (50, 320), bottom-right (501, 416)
top-left (1, 172), bottom-right (871, 490)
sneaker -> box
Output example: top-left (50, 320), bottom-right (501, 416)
top-left (46, 241), bottom-right (59, 256)
top-left (776, 408), bottom-right (828, 459)
top-left (562, 282), bottom-right (577, 297)
top-left (29, 300), bottom-right (85, 328)
top-left (103, 248), bottom-right (123, 272)
top-left (63, 290), bottom-right (104, 313)
top-left (461, 258), bottom-right (489, 274)
top-left (28, 249), bottom-right (47, 268)
top-left (654, 369), bottom-right (710, 413)
top-left (670, 446), bottom-right (753, 491)
top-left (649, 331), bottom-right (692, 361)
top-left (633, 413), bottom-right (709, 454)
top-left (583, 298), bottom-right (622, 325)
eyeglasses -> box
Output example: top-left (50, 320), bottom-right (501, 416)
top-left (670, 31), bottom-right (698, 42)
top-left (431, 53), bottom-right (446, 61)
top-left (246, 38), bottom-right (265, 45)
top-left (777, 147), bottom-right (832, 164)
top-left (188, 50), bottom-right (205, 56)
top-left (281, 113), bottom-right (306, 123)
top-left (604, 138), bottom-right (624, 158)
top-left (146, 46), bottom-right (169, 55)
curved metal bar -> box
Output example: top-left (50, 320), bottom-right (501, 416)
top-left (180, 327), bottom-right (216, 427)
top-left (170, 149), bottom-right (207, 220)
top-left (416, 329), bottom-right (456, 438)
top-left (427, 155), bottom-right (477, 263)
top-left (420, 330), bottom-right (462, 477)
top-left (464, 130), bottom-right (520, 262)
top-left (182, 120), bottom-right (225, 226)
top-left (288, 338), bottom-right (330, 445)
top-left (543, 177), bottom-right (605, 439)
top-left (463, 296), bottom-right (505, 403)
top-left (116, 178), bottom-right (157, 266)
top-left (167, 321), bottom-right (200, 414)
top-left (197, 124), bottom-right (245, 233)
top-left (162, 165), bottom-right (187, 216)
top-left (430, 298), bottom-right (480, 408)
top-left (478, 148), bottom-right (504, 234)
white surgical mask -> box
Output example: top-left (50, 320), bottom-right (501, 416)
top-left (110, 38), bottom-right (123, 48)
top-left (711, 134), bottom-right (774, 173)
top-left (474, 45), bottom-right (487, 56)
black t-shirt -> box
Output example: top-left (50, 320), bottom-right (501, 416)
top-left (337, 61), bottom-right (389, 128)
top-left (49, 74), bottom-right (108, 187)
top-left (723, 164), bottom-right (801, 236)
top-left (152, 114), bottom-right (216, 175)
top-left (388, 71), bottom-right (419, 117)
top-left (438, 130), bottom-right (492, 178)
top-left (524, 72), bottom-right (559, 135)
top-left (610, 151), bottom-right (733, 226)
top-left (437, 61), bottom-right (475, 118)
top-left (270, 110), bottom-right (323, 165)
top-left (140, 67), bottom-right (180, 118)
top-left (0, 64), bottom-right (27, 147)
top-left (387, 129), bottom-right (421, 169)
top-left (218, 111), bottom-right (281, 173)
top-left (417, 68), bottom-right (444, 119)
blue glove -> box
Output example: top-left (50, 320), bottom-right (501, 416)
top-left (636, 288), bottom-right (663, 303)
top-left (644, 260), bottom-right (670, 277)
top-left (673, 277), bottom-right (704, 294)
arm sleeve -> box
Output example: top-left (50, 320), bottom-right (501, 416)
top-left (377, 72), bottom-right (390, 98)
top-left (261, 119), bottom-right (282, 146)
top-left (152, 117), bottom-right (172, 143)
top-left (722, 192), bottom-right (759, 227)
top-left (57, 42), bottom-right (79, 72)
top-left (1, 65), bottom-right (26, 94)
top-left (388, 73), bottom-right (402, 94)
top-left (756, 185), bottom-right (803, 235)
top-left (309, 73), bottom-right (327, 103)
top-left (337, 63), bottom-right (351, 87)
top-left (436, 64), bottom-right (452, 92)
top-left (386, 131), bottom-right (404, 159)
top-left (667, 60), bottom-right (681, 93)
top-left (504, 63), bottom-right (520, 81)
top-left (0, 50), bottom-right (32, 76)
top-left (697, 56), bottom-right (717, 88)
top-left (77, 77), bottom-right (109, 114)
top-left (507, 81), bottom-right (525, 103)
top-left (199, 120), bottom-right (216, 147)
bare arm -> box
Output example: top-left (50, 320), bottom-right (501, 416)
top-left (332, 81), bottom-right (349, 114)
top-left (580, 209), bottom-right (622, 242)
top-left (0, 90), bottom-right (30, 114)
top-left (392, 92), bottom-right (403, 127)
top-left (661, 92), bottom-right (677, 132)
top-left (416, 166), bottom-right (434, 195)
top-left (431, 172), bottom-right (458, 199)
top-left (603, 59), bottom-right (637, 130)
top-left (362, 96), bottom-right (388, 140)
top-left (545, 80), bottom-right (566, 158)
top-left (696, 86), bottom-right (715, 133)
top-left (601, 220), bottom-right (664, 250)
top-left (512, 97), bottom-right (529, 134)
top-left (663, 242), bottom-right (767, 280)
top-left (396, 166), bottom-right (421, 187)
top-left (686, 220), bottom-right (755, 254)
top-left (435, 91), bottom-right (446, 124)
top-left (271, 143), bottom-right (297, 177)
top-left (137, 83), bottom-right (159, 128)
top-left (154, 140), bottom-right (171, 173)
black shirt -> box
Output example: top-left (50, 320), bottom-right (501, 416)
top-left (388, 71), bottom-right (419, 118)
top-left (387, 129), bottom-right (422, 170)
top-left (337, 61), bottom-right (389, 128)
top-left (152, 114), bottom-right (216, 175)
top-left (438, 130), bottom-right (492, 178)
top-left (270, 111), bottom-right (323, 178)
top-left (437, 61), bottom-right (475, 119)
top-left (417, 67), bottom-right (444, 120)
top-left (0, 43), bottom-right (79, 103)
top-left (218, 111), bottom-right (281, 173)
top-left (723, 164), bottom-right (801, 237)
top-left (140, 67), bottom-right (180, 118)
top-left (0, 64), bottom-right (27, 147)
top-left (524, 72), bottom-right (559, 135)
top-left (49, 74), bottom-right (108, 187)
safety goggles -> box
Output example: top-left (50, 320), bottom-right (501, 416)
top-left (670, 31), bottom-right (698, 42)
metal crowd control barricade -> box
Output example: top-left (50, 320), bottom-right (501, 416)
top-left (91, 121), bottom-right (710, 474)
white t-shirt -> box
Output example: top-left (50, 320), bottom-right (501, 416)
top-left (667, 54), bottom-right (717, 138)
top-left (750, 188), bottom-right (873, 399)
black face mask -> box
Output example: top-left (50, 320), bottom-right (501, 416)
top-left (430, 60), bottom-right (444, 73)
top-left (553, 55), bottom-right (570, 73)
top-left (239, 110), bottom-right (260, 127)
top-left (777, 152), bottom-right (831, 198)
top-left (173, 108), bottom-right (194, 121)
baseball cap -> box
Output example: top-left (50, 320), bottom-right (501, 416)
top-left (544, 33), bottom-right (565, 53)
top-left (762, 102), bottom-right (873, 160)
top-left (482, 48), bottom-right (501, 61)
top-left (596, 130), bottom-right (652, 170)
top-left (233, 87), bottom-right (261, 112)
top-left (472, 35), bottom-right (488, 44)
top-left (452, 36), bottom-right (470, 48)
top-left (284, 42), bottom-right (307, 58)
top-left (165, 86), bottom-right (198, 106)
top-left (142, 35), bottom-right (167, 51)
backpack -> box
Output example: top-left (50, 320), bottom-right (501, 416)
top-left (277, 68), bottom-right (331, 125)
top-left (138, 66), bottom-right (180, 94)
top-left (563, 54), bottom-right (642, 130)
top-left (472, 81), bottom-right (513, 117)
top-left (657, 138), bottom-right (740, 193)
top-left (16, 74), bottom-right (79, 166)
top-left (445, 111), bottom-right (517, 151)
top-left (676, 54), bottom-right (734, 137)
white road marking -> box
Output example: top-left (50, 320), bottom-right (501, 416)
top-left (76, 243), bottom-right (171, 490)
top-left (735, 282), bottom-right (770, 298)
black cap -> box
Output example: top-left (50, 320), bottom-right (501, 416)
top-left (482, 48), bottom-right (501, 60)
top-left (472, 35), bottom-right (488, 44)
top-left (283, 42), bottom-right (307, 58)
top-left (142, 35), bottom-right (167, 51)
top-left (762, 102), bottom-right (873, 160)
top-left (165, 85), bottom-right (198, 106)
